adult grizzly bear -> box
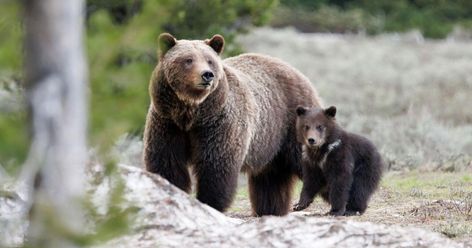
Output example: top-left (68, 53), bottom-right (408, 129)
top-left (143, 33), bottom-right (322, 216)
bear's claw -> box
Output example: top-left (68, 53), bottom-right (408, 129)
top-left (293, 202), bottom-right (310, 211)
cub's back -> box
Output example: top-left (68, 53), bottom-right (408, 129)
top-left (345, 132), bottom-right (384, 173)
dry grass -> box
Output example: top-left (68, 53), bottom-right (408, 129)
top-left (228, 172), bottom-right (472, 244)
top-left (238, 27), bottom-right (472, 171)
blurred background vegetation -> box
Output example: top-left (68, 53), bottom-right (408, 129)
top-left (275, 0), bottom-right (472, 38)
top-left (1, 0), bottom-right (472, 174)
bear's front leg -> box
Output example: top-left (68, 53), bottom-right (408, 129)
top-left (143, 109), bottom-right (191, 192)
top-left (294, 163), bottom-right (326, 211)
top-left (191, 122), bottom-right (246, 212)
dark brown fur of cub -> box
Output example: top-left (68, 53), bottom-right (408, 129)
top-left (293, 106), bottom-right (384, 216)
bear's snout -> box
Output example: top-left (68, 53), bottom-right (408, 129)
top-left (201, 70), bottom-right (215, 85)
top-left (308, 138), bottom-right (316, 145)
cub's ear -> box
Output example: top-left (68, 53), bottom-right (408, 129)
top-left (205, 34), bottom-right (225, 55)
top-left (296, 106), bottom-right (308, 116)
top-left (158, 33), bottom-right (177, 57)
top-left (324, 106), bottom-right (337, 118)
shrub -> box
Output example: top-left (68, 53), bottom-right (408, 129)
top-left (271, 5), bottom-right (383, 34)
top-left (276, 0), bottom-right (472, 38)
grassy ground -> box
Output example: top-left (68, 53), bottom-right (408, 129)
top-left (228, 172), bottom-right (472, 244)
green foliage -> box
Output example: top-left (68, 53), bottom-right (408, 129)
top-left (280, 0), bottom-right (328, 10)
top-left (277, 0), bottom-right (472, 38)
top-left (360, 0), bottom-right (457, 38)
top-left (272, 5), bottom-right (383, 34)
top-left (0, 2), bottom-right (27, 173)
top-left (0, 106), bottom-right (28, 173)
top-left (0, 2), bottom-right (22, 72)
top-left (87, 0), bottom-right (143, 24)
top-left (155, 0), bottom-right (277, 55)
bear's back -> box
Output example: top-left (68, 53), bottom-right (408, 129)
top-left (223, 53), bottom-right (322, 171)
top-left (224, 53), bottom-right (321, 112)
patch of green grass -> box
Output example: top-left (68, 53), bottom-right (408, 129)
top-left (462, 175), bottom-right (472, 183)
top-left (382, 172), bottom-right (472, 199)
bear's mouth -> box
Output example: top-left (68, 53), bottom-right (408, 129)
top-left (307, 143), bottom-right (320, 148)
top-left (197, 81), bottom-right (212, 89)
top-left (174, 83), bottom-right (213, 103)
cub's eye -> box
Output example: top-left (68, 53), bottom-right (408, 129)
top-left (208, 60), bottom-right (213, 65)
top-left (304, 125), bottom-right (310, 131)
top-left (316, 125), bottom-right (323, 131)
top-left (185, 58), bottom-right (193, 64)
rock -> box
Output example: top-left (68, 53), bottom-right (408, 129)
top-left (111, 135), bottom-right (144, 168)
top-left (94, 165), bottom-right (463, 248)
top-left (0, 174), bottom-right (28, 247)
top-left (0, 163), bottom-right (464, 247)
top-left (88, 164), bottom-right (242, 230)
top-left (100, 216), bottom-right (464, 248)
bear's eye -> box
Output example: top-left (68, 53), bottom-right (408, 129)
top-left (316, 125), bottom-right (323, 131)
top-left (208, 60), bottom-right (213, 65)
top-left (185, 58), bottom-right (193, 64)
top-left (304, 125), bottom-right (310, 131)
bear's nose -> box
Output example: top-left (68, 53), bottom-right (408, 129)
top-left (308, 138), bottom-right (316, 145)
top-left (201, 70), bottom-right (214, 83)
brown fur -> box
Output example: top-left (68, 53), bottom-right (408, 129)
top-left (293, 106), bottom-right (384, 216)
top-left (143, 33), bottom-right (322, 216)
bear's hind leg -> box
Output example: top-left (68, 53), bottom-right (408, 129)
top-left (346, 162), bottom-right (382, 215)
top-left (249, 156), bottom-right (296, 216)
top-left (346, 176), bottom-right (376, 215)
top-left (346, 185), bottom-right (368, 215)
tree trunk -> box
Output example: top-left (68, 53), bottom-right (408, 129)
top-left (22, 0), bottom-right (88, 247)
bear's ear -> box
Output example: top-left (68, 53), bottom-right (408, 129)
top-left (324, 106), bottom-right (337, 118)
top-left (206, 34), bottom-right (225, 55)
top-left (296, 106), bottom-right (308, 116)
top-left (158, 33), bottom-right (177, 57)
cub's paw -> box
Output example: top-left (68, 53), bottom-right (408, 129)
top-left (293, 201), bottom-right (311, 211)
top-left (343, 210), bottom-right (361, 216)
top-left (327, 209), bottom-right (345, 216)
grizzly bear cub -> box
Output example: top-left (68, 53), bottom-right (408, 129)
top-left (293, 106), bottom-right (384, 216)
